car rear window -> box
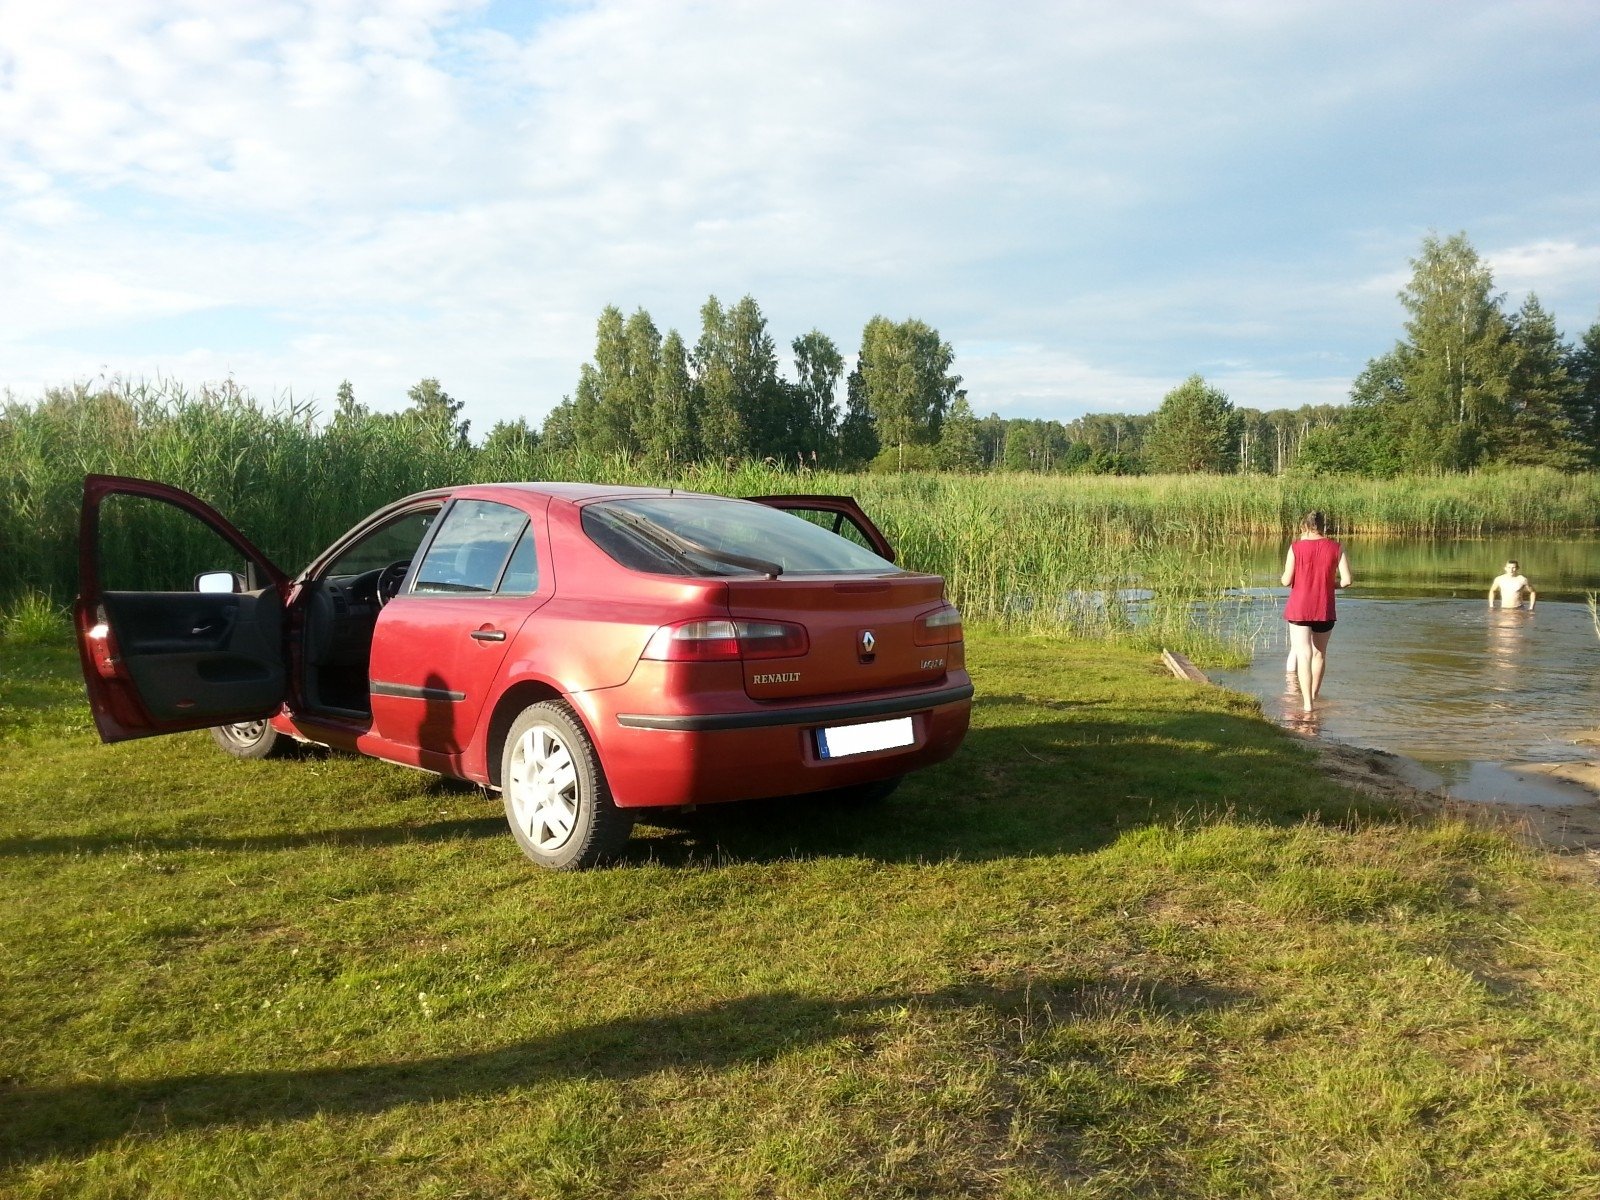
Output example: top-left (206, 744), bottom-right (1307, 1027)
top-left (582, 496), bottom-right (893, 577)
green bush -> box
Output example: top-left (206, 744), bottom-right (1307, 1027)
top-left (1, 591), bottom-right (70, 646)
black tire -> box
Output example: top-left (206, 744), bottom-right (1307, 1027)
top-left (500, 701), bottom-right (635, 870)
top-left (210, 719), bottom-right (289, 760)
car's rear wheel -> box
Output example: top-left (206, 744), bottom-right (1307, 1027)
top-left (210, 719), bottom-right (288, 759)
top-left (501, 701), bottom-right (634, 870)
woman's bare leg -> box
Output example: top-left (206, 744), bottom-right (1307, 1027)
top-left (1309, 628), bottom-right (1333, 700)
top-left (1289, 622), bottom-right (1316, 713)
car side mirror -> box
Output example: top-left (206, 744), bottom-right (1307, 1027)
top-left (196, 570), bottom-right (245, 594)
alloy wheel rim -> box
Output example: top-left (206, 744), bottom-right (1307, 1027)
top-left (225, 720), bottom-right (267, 743)
top-left (507, 725), bottom-right (580, 852)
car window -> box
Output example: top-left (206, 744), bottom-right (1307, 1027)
top-left (786, 508), bottom-right (877, 552)
top-left (97, 493), bottom-right (251, 591)
top-left (582, 496), bottom-right (892, 577)
top-left (497, 524), bottom-right (539, 596)
top-left (413, 500), bottom-right (529, 595)
top-left (324, 509), bottom-right (439, 577)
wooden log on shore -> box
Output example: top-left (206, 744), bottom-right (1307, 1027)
top-left (1161, 649), bottom-right (1210, 685)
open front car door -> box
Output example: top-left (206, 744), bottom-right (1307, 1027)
top-left (75, 474), bottom-right (293, 743)
top-left (746, 495), bottom-right (897, 563)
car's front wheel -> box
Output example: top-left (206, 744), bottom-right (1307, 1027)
top-left (500, 701), bottom-right (634, 870)
top-left (210, 719), bottom-right (288, 759)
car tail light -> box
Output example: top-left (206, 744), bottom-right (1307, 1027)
top-left (85, 605), bottom-right (126, 679)
top-left (913, 603), bottom-right (963, 646)
top-left (642, 618), bottom-right (809, 662)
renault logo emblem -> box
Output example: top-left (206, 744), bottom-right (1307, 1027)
top-left (859, 629), bottom-right (877, 656)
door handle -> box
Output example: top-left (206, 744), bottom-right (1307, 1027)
top-left (470, 629), bottom-right (507, 642)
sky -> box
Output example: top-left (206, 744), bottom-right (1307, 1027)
top-left (3, 0), bottom-right (1598, 434)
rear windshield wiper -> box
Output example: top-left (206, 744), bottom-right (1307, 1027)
top-left (606, 508), bottom-right (784, 579)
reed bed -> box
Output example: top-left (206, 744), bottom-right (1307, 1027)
top-left (6, 383), bottom-right (1599, 660)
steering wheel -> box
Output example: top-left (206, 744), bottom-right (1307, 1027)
top-left (377, 560), bottom-right (410, 606)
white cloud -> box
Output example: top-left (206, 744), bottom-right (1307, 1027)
top-left (1, 0), bottom-right (1597, 426)
top-left (0, 0), bottom-right (489, 214)
top-left (1490, 241), bottom-right (1600, 319)
top-left (958, 345), bottom-right (1170, 417)
top-left (1205, 370), bottom-right (1351, 414)
top-left (961, 343), bottom-right (1351, 421)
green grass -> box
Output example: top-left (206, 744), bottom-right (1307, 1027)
top-left (0, 590), bottom-right (70, 647)
top-left (4, 630), bottom-right (1599, 1196)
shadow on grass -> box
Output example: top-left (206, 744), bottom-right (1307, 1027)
top-left (624, 702), bottom-right (1375, 867)
top-left (0, 974), bottom-right (1248, 1165)
top-left (2, 703), bottom-right (1369, 867)
top-left (0, 817), bottom-right (506, 859)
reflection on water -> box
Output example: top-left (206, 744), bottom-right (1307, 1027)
top-left (1211, 535), bottom-right (1600, 807)
top-left (1248, 534), bottom-right (1600, 602)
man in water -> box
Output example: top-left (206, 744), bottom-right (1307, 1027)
top-left (1488, 561), bottom-right (1536, 610)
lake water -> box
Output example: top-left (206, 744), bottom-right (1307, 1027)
top-left (1209, 536), bottom-right (1600, 807)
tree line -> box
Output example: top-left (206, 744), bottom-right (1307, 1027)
top-left (522, 297), bottom-right (961, 471)
top-left (329, 355), bottom-right (1351, 479)
top-left (456, 295), bottom-right (1350, 477)
top-left (16, 234), bottom-right (1595, 481)
top-left (960, 403), bottom-right (1349, 476)
top-left (1127, 233), bottom-right (1600, 476)
top-left (518, 233), bottom-right (1597, 479)
top-left (1298, 232), bottom-right (1600, 475)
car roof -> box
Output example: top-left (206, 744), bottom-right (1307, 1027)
top-left (448, 482), bottom-right (728, 504)
top-left (349, 482), bottom-right (750, 533)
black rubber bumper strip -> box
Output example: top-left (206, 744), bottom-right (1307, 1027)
top-left (616, 682), bottom-right (974, 732)
top-left (371, 680), bottom-right (467, 703)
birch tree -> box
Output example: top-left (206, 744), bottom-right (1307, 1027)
top-left (1395, 232), bottom-right (1515, 469)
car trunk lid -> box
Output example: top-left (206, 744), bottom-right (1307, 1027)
top-left (725, 573), bottom-right (952, 701)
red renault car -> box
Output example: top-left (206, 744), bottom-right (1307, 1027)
top-left (75, 476), bottom-right (972, 869)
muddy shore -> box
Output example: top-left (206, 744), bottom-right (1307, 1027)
top-left (1304, 734), bottom-right (1600, 863)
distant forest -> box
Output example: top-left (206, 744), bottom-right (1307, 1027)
top-left (9, 233), bottom-right (1597, 480)
top-left (494, 231), bottom-right (1599, 477)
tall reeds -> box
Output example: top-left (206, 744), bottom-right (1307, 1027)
top-left (6, 382), bottom-right (1599, 660)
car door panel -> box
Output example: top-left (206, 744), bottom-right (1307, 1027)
top-left (76, 474), bottom-right (291, 743)
top-left (106, 588), bottom-right (286, 721)
top-left (368, 597), bottom-right (536, 757)
top-left (365, 497), bottom-right (552, 773)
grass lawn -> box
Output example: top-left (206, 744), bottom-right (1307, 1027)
top-left (3, 629), bottom-right (1598, 1198)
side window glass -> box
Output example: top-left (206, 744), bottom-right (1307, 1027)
top-left (781, 508), bottom-right (876, 552)
top-left (836, 520), bottom-right (876, 552)
top-left (498, 526), bottom-right (539, 596)
top-left (98, 494), bottom-right (251, 591)
top-left (325, 509), bottom-right (438, 577)
top-left (413, 501), bottom-right (528, 595)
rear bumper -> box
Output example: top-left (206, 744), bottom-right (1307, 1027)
top-left (615, 682), bottom-right (973, 731)
top-left (576, 674), bottom-right (973, 809)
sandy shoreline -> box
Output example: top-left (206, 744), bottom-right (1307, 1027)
top-left (1303, 733), bottom-right (1600, 860)
top-left (1162, 650), bottom-right (1600, 861)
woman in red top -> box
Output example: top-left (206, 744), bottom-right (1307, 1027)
top-left (1281, 510), bottom-right (1353, 715)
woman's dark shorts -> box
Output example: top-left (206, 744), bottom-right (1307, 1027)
top-left (1288, 619), bottom-right (1336, 634)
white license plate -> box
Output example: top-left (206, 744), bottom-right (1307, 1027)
top-left (816, 716), bottom-right (914, 759)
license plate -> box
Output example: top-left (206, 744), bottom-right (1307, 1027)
top-left (816, 716), bottom-right (914, 759)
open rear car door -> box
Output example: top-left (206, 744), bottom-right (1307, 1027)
top-left (75, 474), bottom-right (292, 743)
top-left (747, 495), bottom-right (897, 563)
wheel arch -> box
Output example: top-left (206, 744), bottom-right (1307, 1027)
top-left (483, 679), bottom-right (567, 789)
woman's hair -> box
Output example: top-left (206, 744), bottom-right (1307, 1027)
top-left (1300, 510), bottom-right (1327, 534)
